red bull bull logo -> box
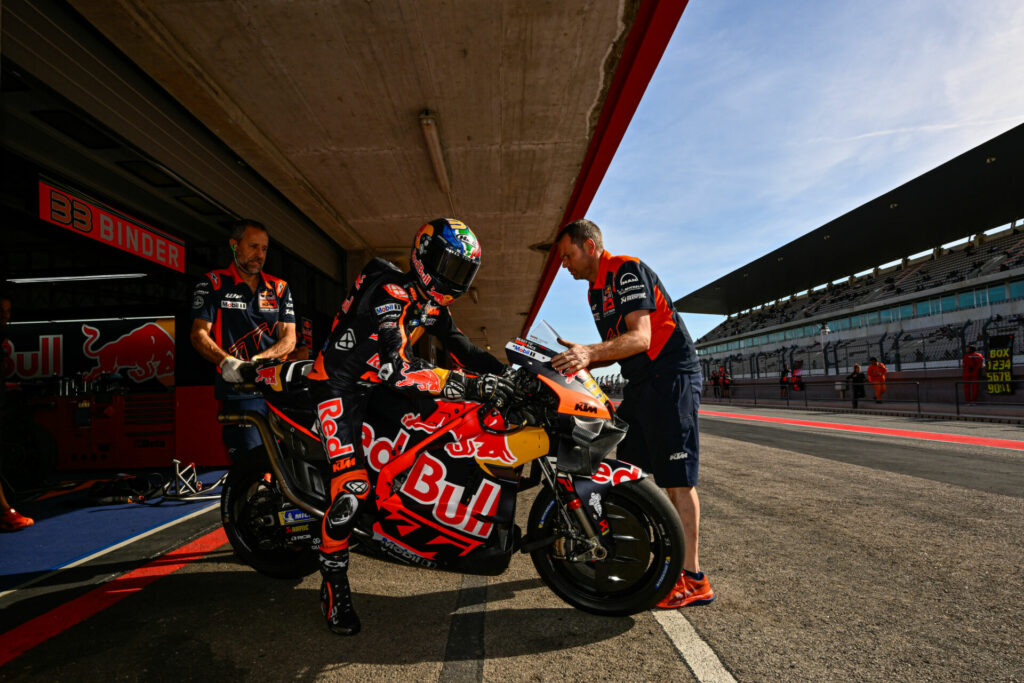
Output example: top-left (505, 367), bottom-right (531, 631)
top-left (394, 367), bottom-right (443, 393)
top-left (255, 365), bottom-right (281, 389)
top-left (444, 434), bottom-right (517, 465)
top-left (81, 321), bottom-right (175, 385)
top-left (399, 402), bottom-right (463, 432)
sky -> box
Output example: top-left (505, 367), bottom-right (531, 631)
top-left (534, 0), bottom-right (1024, 379)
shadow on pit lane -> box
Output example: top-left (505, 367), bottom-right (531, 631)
top-left (4, 556), bottom-right (637, 679)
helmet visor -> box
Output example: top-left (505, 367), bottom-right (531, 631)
top-left (434, 248), bottom-right (480, 291)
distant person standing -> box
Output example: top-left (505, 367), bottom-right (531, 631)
top-left (846, 363), bottom-right (867, 409)
top-left (190, 220), bottom-right (296, 458)
top-left (0, 294), bottom-right (35, 532)
top-left (779, 363), bottom-right (791, 398)
top-left (962, 345), bottom-right (985, 403)
top-left (710, 367), bottom-right (721, 399)
top-left (867, 357), bottom-right (887, 403)
top-left (791, 361), bottom-right (804, 391)
top-left (719, 365), bottom-right (731, 398)
top-left (552, 218), bottom-right (714, 610)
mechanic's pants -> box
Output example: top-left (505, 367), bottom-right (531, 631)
top-left (311, 383), bottom-right (372, 568)
top-left (963, 376), bottom-right (980, 402)
top-left (873, 383), bottom-right (886, 401)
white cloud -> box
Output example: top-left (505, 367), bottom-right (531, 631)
top-left (539, 0), bottom-right (1024, 343)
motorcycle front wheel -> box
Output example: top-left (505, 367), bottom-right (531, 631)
top-left (527, 477), bottom-right (683, 616)
top-left (221, 451), bottom-right (319, 579)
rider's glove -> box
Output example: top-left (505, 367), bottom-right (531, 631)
top-left (465, 373), bottom-right (517, 410)
top-left (219, 356), bottom-right (246, 383)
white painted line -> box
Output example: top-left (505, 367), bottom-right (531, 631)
top-left (653, 609), bottom-right (737, 683)
top-left (0, 502), bottom-right (219, 600)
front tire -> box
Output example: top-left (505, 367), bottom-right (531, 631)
top-left (221, 451), bottom-right (319, 579)
top-left (528, 477), bottom-right (683, 616)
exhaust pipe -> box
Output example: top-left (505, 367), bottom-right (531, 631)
top-left (218, 411), bottom-right (325, 519)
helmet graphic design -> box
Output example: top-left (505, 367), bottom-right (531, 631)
top-left (410, 218), bottom-right (481, 305)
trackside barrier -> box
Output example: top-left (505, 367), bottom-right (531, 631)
top-left (707, 379), bottom-right (922, 414)
top-left (953, 379), bottom-right (1024, 416)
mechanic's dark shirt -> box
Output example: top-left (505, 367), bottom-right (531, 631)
top-left (588, 251), bottom-right (699, 381)
top-left (192, 262), bottom-right (295, 391)
top-left (309, 258), bottom-right (503, 395)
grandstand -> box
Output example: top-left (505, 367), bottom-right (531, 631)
top-left (692, 225), bottom-right (1024, 379)
top-left (675, 123), bottom-right (1024, 383)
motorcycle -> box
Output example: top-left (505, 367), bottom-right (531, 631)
top-left (218, 331), bottom-right (684, 615)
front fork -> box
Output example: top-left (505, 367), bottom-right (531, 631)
top-left (535, 457), bottom-right (608, 562)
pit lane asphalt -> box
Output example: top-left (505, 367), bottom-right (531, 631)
top-left (2, 408), bottom-right (1022, 681)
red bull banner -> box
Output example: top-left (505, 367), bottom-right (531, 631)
top-left (2, 318), bottom-right (176, 388)
top-left (38, 178), bottom-right (185, 273)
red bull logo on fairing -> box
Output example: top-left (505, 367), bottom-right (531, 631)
top-left (81, 321), bottom-right (176, 385)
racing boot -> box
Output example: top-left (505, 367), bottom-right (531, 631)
top-left (319, 548), bottom-right (361, 635)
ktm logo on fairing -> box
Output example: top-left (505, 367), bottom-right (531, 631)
top-left (574, 402), bottom-right (598, 414)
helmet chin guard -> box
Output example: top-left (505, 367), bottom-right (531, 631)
top-left (410, 218), bottom-right (481, 305)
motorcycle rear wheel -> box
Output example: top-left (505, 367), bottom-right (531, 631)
top-left (221, 451), bottom-right (319, 579)
top-left (528, 477), bottom-right (683, 616)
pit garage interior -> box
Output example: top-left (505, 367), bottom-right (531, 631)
top-left (1, 0), bottom-right (685, 482)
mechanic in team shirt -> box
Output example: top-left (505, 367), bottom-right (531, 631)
top-left (552, 218), bottom-right (714, 610)
top-left (190, 219), bottom-right (296, 457)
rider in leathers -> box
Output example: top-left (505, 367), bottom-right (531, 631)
top-left (307, 218), bottom-right (514, 635)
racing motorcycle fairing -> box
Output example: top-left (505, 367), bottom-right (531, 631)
top-left (506, 338), bottom-right (612, 419)
top-left (537, 458), bottom-right (646, 546)
top-left (354, 389), bottom-right (551, 571)
top-left (233, 337), bottom-right (637, 573)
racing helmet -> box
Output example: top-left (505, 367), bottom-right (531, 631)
top-left (410, 218), bottom-right (482, 305)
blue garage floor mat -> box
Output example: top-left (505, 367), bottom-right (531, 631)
top-left (0, 469), bottom-right (227, 593)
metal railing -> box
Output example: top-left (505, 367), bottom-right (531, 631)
top-left (953, 379), bottom-right (1024, 416)
top-left (705, 379), bottom-right (922, 414)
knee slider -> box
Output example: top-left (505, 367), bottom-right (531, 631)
top-left (324, 492), bottom-right (360, 538)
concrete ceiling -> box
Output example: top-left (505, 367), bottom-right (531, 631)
top-left (67, 0), bottom-right (639, 349)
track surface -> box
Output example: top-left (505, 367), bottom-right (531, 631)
top-left (2, 407), bottom-right (1022, 681)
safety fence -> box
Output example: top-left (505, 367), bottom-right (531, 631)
top-left (704, 377), bottom-right (1024, 417)
top-left (705, 379), bottom-right (924, 413)
top-left (953, 379), bottom-right (1024, 416)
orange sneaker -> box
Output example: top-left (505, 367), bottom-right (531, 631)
top-left (656, 572), bottom-right (715, 609)
top-left (0, 507), bottom-right (35, 532)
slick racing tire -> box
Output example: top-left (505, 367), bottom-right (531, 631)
top-left (528, 477), bottom-right (684, 616)
top-left (221, 451), bottom-right (319, 579)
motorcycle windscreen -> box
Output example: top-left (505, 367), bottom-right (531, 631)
top-left (506, 338), bottom-right (610, 418)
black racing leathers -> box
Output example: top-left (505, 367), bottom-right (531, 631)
top-left (309, 258), bottom-right (503, 395)
top-left (308, 258), bottom-right (504, 558)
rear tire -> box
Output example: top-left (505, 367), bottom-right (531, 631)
top-left (221, 451), bottom-right (319, 579)
top-left (528, 477), bottom-right (683, 616)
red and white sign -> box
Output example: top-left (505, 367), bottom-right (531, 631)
top-left (1, 335), bottom-right (62, 379)
top-left (38, 179), bottom-right (185, 272)
top-left (403, 453), bottom-right (500, 538)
